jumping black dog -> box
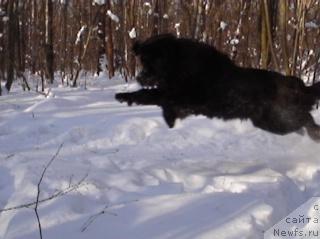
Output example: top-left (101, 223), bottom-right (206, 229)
top-left (116, 34), bottom-right (320, 141)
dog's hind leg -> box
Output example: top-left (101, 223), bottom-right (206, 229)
top-left (304, 113), bottom-right (320, 142)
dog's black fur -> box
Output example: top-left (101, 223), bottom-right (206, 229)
top-left (116, 34), bottom-right (320, 141)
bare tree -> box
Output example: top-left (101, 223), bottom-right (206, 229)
top-left (45, 0), bottom-right (54, 84)
top-left (261, 0), bottom-right (279, 71)
top-left (105, 0), bottom-right (115, 78)
top-left (126, 0), bottom-right (137, 79)
top-left (1, 0), bottom-right (320, 95)
top-left (279, 0), bottom-right (289, 75)
top-left (5, 0), bottom-right (16, 92)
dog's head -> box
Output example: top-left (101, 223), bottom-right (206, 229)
top-left (132, 34), bottom-right (177, 88)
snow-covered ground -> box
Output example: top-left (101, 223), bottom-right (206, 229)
top-left (1, 77), bottom-right (320, 239)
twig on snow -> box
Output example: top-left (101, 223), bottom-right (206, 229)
top-left (81, 204), bottom-right (117, 232)
top-left (0, 174), bottom-right (88, 213)
top-left (35, 143), bottom-right (64, 239)
top-left (80, 199), bottom-right (139, 232)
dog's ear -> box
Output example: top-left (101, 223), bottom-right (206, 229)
top-left (132, 41), bottom-right (141, 55)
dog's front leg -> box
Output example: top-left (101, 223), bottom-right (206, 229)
top-left (115, 89), bottom-right (164, 106)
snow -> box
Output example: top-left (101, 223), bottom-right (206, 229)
top-left (1, 77), bottom-right (320, 239)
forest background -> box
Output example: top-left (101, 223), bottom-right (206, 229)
top-left (0, 0), bottom-right (319, 94)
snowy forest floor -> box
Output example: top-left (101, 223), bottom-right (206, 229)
top-left (1, 76), bottom-right (320, 239)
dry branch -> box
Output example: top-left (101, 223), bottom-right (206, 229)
top-left (0, 175), bottom-right (87, 213)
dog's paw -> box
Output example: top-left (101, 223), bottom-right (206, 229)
top-left (162, 105), bottom-right (176, 128)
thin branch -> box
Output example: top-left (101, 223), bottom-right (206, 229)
top-left (35, 205), bottom-right (42, 239)
top-left (80, 199), bottom-right (138, 232)
top-left (35, 143), bottom-right (63, 239)
top-left (0, 174), bottom-right (88, 213)
top-left (81, 205), bottom-right (117, 232)
top-left (35, 144), bottom-right (64, 204)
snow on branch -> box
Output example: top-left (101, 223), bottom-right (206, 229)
top-left (107, 10), bottom-right (119, 23)
top-left (129, 28), bottom-right (136, 39)
top-left (305, 21), bottom-right (319, 29)
top-left (75, 25), bottom-right (87, 45)
top-left (93, 0), bottom-right (106, 5)
top-left (175, 23), bottom-right (181, 37)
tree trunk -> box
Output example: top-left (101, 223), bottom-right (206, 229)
top-left (0, 1), bottom-right (5, 95)
top-left (5, 0), bottom-right (16, 92)
top-left (30, 0), bottom-right (37, 74)
top-left (16, 1), bottom-right (30, 91)
top-left (115, 0), bottom-right (127, 80)
top-left (45, 0), bottom-right (54, 84)
top-left (105, 1), bottom-right (115, 79)
top-left (96, 4), bottom-right (106, 76)
top-left (279, 0), bottom-right (289, 75)
top-left (126, 0), bottom-right (136, 79)
top-left (260, 0), bottom-right (269, 69)
top-left (61, 0), bottom-right (69, 83)
top-left (152, 0), bottom-right (161, 36)
top-left (261, 0), bottom-right (279, 71)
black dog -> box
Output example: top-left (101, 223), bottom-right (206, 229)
top-left (116, 34), bottom-right (320, 141)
